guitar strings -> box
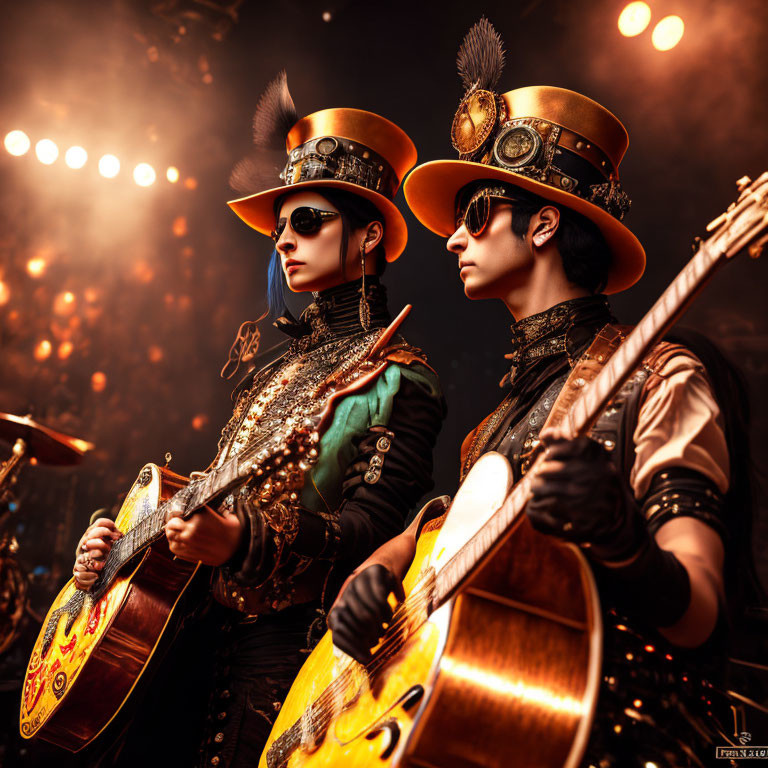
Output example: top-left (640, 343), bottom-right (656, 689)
top-left (283, 571), bottom-right (437, 739)
top-left (285, 479), bottom-right (538, 738)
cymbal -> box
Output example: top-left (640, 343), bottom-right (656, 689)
top-left (0, 413), bottom-right (93, 466)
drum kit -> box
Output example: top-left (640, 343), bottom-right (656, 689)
top-left (0, 412), bottom-right (92, 655)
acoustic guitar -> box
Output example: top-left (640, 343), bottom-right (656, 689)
top-left (20, 310), bottom-right (410, 751)
top-left (259, 174), bottom-right (768, 768)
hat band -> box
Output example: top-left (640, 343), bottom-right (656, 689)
top-left (280, 136), bottom-right (397, 200)
top-left (480, 117), bottom-right (631, 221)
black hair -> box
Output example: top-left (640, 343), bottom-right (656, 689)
top-left (508, 188), bottom-right (611, 294)
top-left (312, 188), bottom-right (387, 278)
top-left (267, 189), bottom-right (386, 316)
top-left (459, 182), bottom-right (612, 294)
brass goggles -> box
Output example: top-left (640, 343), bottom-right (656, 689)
top-left (271, 206), bottom-right (340, 242)
top-left (455, 186), bottom-right (522, 237)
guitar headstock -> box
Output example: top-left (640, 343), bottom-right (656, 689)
top-left (704, 172), bottom-right (768, 260)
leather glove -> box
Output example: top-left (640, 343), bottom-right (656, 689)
top-left (327, 564), bottom-right (403, 664)
top-left (527, 436), bottom-right (646, 562)
top-left (528, 436), bottom-right (691, 628)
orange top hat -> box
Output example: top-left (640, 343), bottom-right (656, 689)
top-left (228, 73), bottom-right (417, 261)
top-left (404, 20), bottom-right (645, 293)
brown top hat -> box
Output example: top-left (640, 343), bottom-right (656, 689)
top-left (404, 20), bottom-right (645, 293)
top-left (228, 74), bottom-right (417, 261)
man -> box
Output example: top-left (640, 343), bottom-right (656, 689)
top-left (328, 19), bottom-right (749, 766)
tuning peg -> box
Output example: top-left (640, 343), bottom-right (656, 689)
top-left (164, 452), bottom-right (172, 467)
top-left (737, 176), bottom-right (752, 192)
top-left (706, 212), bottom-right (727, 232)
top-left (749, 233), bottom-right (768, 259)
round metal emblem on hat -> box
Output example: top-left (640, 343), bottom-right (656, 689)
top-left (315, 136), bottom-right (339, 155)
top-left (493, 124), bottom-right (543, 169)
top-left (451, 89), bottom-right (498, 156)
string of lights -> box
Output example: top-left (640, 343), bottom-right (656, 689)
top-left (617, 2), bottom-right (685, 51)
top-left (3, 129), bottom-right (183, 187)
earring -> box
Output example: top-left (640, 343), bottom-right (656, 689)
top-left (359, 239), bottom-right (371, 331)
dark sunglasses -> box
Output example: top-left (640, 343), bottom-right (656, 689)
top-left (455, 189), bottom-right (522, 237)
top-left (271, 206), bottom-right (340, 242)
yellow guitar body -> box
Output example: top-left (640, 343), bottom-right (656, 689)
top-left (260, 453), bottom-right (602, 768)
top-left (20, 463), bottom-right (197, 751)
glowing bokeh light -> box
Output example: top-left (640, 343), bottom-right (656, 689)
top-left (172, 216), bottom-right (188, 237)
top-left (98, 154), bottom-right (120, 178)
top-left (652, 15), bottom-right (684, 51)
top-left (0, 280), bottom-right (9, 305)
top-left (35, 139), bottom-right (59, 165)
top-left (54, 290), bottom-right (76, 316)
top-left (58, 340), bottom-right (74, 360)
top-left (133, 163), bottom-right (156, 187)
top-left (91, 371), bottom-right (107, 392)
top-left (618, 2), bottom-right (651, 37)
top-left (148, 345), bottom-right (164, 363)
top-left (166, 166), bottom-right (180, 183)
top-left (65, 146), bottom-right (88, 169)
top-left (34, 339), bottom-right (52, 361)
top-left (191, 414), bottom-right (209, 431)
top-left (27, 258), bottom-right (46, 277)
top-left (4, 130), bottom-right (31, 156)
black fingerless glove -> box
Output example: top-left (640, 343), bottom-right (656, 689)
top-left (528, 437), bottom-right (690, 628)
top-left (327, 564), bottom-right (400, 664)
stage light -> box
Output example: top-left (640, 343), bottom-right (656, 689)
top-left (322, 11), bottom-right (332, 22)
top-left (133, 162), bottom-right (156, 187)
top-left (172, 216), bottom-right (188, 237)
top-left (65, 146), bottom-right (88, 169)
top-left (148, 345), bottom-right (164, 363)
top-left (618, 2), bottom-right (651, 37)
top-left (34, 339), bottom-right (52, 361)
top-left (91, 371), bottom-right (107, 392)
top-left (35, 139), bottom-right (59, 165)
top-left (98, 154), bottom-right (120, 178)
top-left (0, 280), bottom-right (9, 305)
top-left (54, 290), bottom-right (76, 316)
top-left (191, 414), bottom-right (209, 431)
top-left (58, 341), bottom-right (73, 360)
top-left (4, 130), bottom-right (31, 156)
top-left (652, 15), bottom-right (684, 51)
top-left (26, 257), bottom-right (46, 277)
top-left (166, 166), bottom-right (180, 183)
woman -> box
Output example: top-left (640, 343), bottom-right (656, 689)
top-left (72, 72), bottom-right (445, 767)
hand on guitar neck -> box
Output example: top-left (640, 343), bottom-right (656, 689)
top-left (165, 506), bottom-right (245, 566)
top-left (73, 518), bottom-right (122, 590)
top-left (71, 504), bottom-right (246, 591)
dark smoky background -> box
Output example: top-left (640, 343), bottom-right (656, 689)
top-left (1, 0), bottom-right (768, 754)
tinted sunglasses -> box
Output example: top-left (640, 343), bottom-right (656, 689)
top-left (455, 189), bottom-right (522, 237)
top-left (271, 206), bottom-right (340, 242)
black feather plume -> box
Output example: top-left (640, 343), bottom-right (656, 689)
top-left (229, 70), bottom-right (299, 194)
top-left (229, 151), bottom-right (284, 195)
top-left (456, 17), bottom-right (505, 93)
top-left (251, 70), bottom-right (298, 150)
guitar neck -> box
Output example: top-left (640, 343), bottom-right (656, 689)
top-left (99, 452), bottom-right (248, 583)
top-left (431, 238), bottom-right (727, 610)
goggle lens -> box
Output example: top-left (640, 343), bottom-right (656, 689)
top-left (271, 207), bottom-right (339, 242)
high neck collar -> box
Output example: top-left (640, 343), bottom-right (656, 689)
top-left (503, 294), bottom-right (614, 386)
top-left (276, 277), bottom-right (391, 352)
